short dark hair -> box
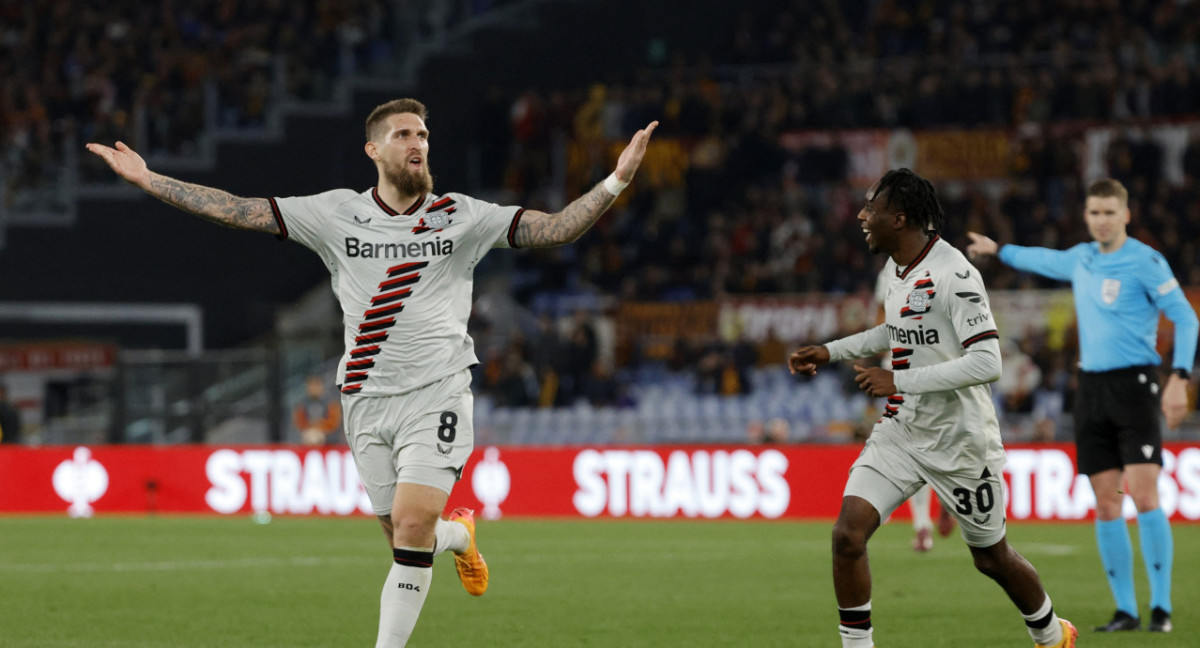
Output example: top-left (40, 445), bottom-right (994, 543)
top-left (365, 98), bottom-right (428, 142)
top-left (1086, 178), bottom-right (1129, 206)
top-left (873, 168), bottom-right (945, 235)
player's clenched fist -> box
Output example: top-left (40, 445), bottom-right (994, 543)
top-left (853, 365), bottom-right (897, 397)
top-left (787, 345), bottom-right (829, 376)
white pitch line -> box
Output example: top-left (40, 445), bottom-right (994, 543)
top-left (1, 542), bottom-right (1079, 573)
top-left (0, 555), bottom-right (379, 574)
top-left (1014, 543), bottom-right (1078, 556)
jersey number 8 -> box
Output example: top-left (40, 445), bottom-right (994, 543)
top-left (437, 411), bottom-right (458, 443)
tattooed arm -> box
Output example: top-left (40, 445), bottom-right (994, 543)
top-left (85, 141), bottom-right (279, 235)
top-left (512, 121), bottom-right (657, 248)
top-left (512, 182), bottom-right (618, 248)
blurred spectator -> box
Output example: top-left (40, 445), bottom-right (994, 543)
top-left (585, 360), bottom-right (632, 407)
top-left (293, 375), bottom-right (342, 446)
top-left (996, 339), bottom-right (1042, 417)
top-left (694, 336), bottom-right (756, 396)
top-left (694, 339), bottom-right (727, 395)
top-left (746, 419), bottom-right (766, 444)
top-left (746, 417), bottom-right (790, 444)
top-left (482, 344), bottom-right (539, 407)
top-left (1030, 372), bottom-right (1066, 443)
top-left (0, 383), bottom-right (22, 444)
top-left (764, 417), bottom-right (789, 443)
top-left (556, 311), bottom-right (599, 404)
top-left (526, 313), bottom-right (563, 406)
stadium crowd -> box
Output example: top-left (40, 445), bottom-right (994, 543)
top-left (3, 0), bottom-right (1199, 439)
top-left (494, 0), bottom-right (1200, 300)
top-left (480, 0), bottom-right (1200, 429)
top-left (0, 0), bottom-right (515, 209)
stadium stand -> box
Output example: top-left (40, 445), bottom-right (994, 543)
top-left (1, 0), bottom-right (1197, 444)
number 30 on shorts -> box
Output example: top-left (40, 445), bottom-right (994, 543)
top-left (951, 483), bottom-right (995, 515)
top-left (437, 411), bottom-right (458, 443)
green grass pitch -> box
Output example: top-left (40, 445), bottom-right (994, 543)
top-left (1, 515), bottom-right (1195, 647)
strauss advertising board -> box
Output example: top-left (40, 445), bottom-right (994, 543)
top-left (3, 444), bottom-right (1200, 521)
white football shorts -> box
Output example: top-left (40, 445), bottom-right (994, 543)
top-left (843, 418), bottom-right (1007, 547)
top-left (342, 368), bottom-right (474, 515)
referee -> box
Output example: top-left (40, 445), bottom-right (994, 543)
top-left (968, 178), bottom-right (1199, 634)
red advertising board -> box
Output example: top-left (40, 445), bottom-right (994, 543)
top-left (3, 443), bottom-right (1200, 521)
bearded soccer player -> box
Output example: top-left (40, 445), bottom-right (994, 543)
top-left (788, 169), bottom-right (1077, 648)
top-left (88, 98), bottom-right (658, 647)
top-left (968, 178), bottom-right (1197, 634)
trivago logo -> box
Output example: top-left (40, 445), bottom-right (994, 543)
top-left (1005, 447), bottom-right (1200, 520)
top-left (572, 449), bottom-right (790, 518)
top-left (205, 449), bottom-right (373, 515)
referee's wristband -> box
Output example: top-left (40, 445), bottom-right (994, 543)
top-left (1173, 368), bottom-right (1191, 380)
top-left (602, 173), bottom-right (629, 196)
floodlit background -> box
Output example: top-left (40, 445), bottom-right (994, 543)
top-left (1, 1), bottom-right (1200, 644)
top-left (2, 0), bottom-right (1198, 447)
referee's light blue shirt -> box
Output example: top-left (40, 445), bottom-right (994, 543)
top-left (999, 238), bottom-right (1199, 373)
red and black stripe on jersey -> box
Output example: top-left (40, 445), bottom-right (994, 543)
top-left (371, 188), bottom-right (424, 216)
top-left (891, 347), bottom-right (913, 370)
top-left (900, 276), bottom-right (936, 319)
top-left (371, 288), bottom-right (410, 307)
top-left (412, 197), bottom-right (458, 234)
top-left (267, 198), bottom-right (288, 240)
top-left (895, 235), bottom-right (939, 280)
top-left (350, 345), bottom-right (382, 358)
top-left (341, 260), bottom-right (430, 395)
top-left (427, 196), bottom-right (456, 214)
top-left (364, 303), bottom-right (405, 319)
top-left (507, 208), bottom-right (527, 248)
top-left (358, 317), bottom-right (396, 333)
top-left (962, 330), bottom-right (1000, 348)
top-left (882, 395), bottom-right (905, 418)
top-left (354, 331), bottom-right (387, 345)
top-left (379, 272), bottom-right (420, 291)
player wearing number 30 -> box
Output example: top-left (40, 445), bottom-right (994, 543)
top-left (788, 169), bottom-right (1077, 648)
top-left (86, 98), bottom-right (659, 647)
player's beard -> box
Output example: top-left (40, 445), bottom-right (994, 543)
top-left (384, 160), bottom-right (434, 197)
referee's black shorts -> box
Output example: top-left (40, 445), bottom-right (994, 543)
top-left (1074, 365), bottom-right (1164, 476)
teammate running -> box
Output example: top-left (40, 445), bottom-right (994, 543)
top-left (87, 97), bottom-right (658, 647)
top-left (789, 168), bottom-right (1077, 648)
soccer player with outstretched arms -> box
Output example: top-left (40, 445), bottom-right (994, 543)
top-left (88, 98), bottom-right (658, 647)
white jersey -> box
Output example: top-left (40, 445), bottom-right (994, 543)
top-left (827, 236), bottom-right (1004, 473)
top-left (271, 187), bottom-right (523, 396)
